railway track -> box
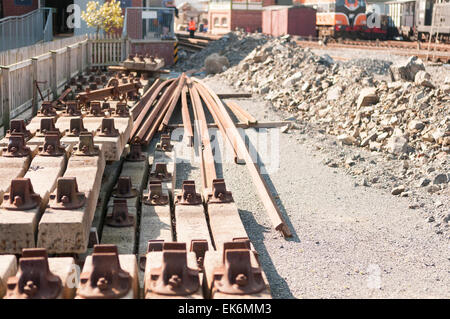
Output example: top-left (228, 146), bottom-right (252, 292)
top-left (0, 69), bottom-right (282, 299)
top-left (178, 40), bottom-right (206, 52)
top-left (176, 32), bottom-right (215, 52)
top-left (176, 31), bottom-right (450, 62)
top-left (295, 38), bottom-right (450, 63)
top-left (177, 33), bottom-right (450, 63)
top-left (4, 31), bottom-right (447, 299)
top-left (178, 31), bottom-right (450, 62)
top-left (177, 38), bottom-right (209, 52)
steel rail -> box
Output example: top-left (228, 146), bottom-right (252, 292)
top-left (56, 87), bottom-right (72, 105)
top-left (188, 81), bottom-right (217, 191)
top-left (295, 40), bottom-right (450, 62)
top-left (143, 75), bottom-right (186, 144)
top-left (181, 84), bottom-right (194, 146)
top-left (175, 32), bottom-right (221, 41)
top-left (177, 41), bottom-right (205, 51)
top-left (193, 78), bottom-right (292, 238)
top-left (133, 78), bottom-right (179, 142)
top-left (166, 121), bottom-right (292, 129)
top-left (77, 82), bottom-right (140, 104)
top-left (192, 87), bottom-right (208, 192)
top-left (217, 93), bottom-right (252, 99)
top-left (143, 87), bottom-right (178, 145)
top-left (130, 78), bottom-right (175, 139)
top-left (226, 101), bottom-right (257, 125)
top-left (159, 74), bottom-right (187, 132)
top-left (194, 82), bottom-right (244, 163)
top-left (130, 78), bottom-right (162, 120)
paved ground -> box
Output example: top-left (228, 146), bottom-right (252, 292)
top-left (196, 78), bottom-right (450, 299)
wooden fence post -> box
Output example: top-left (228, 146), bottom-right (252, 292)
top-left (86, 40), bottom-right (90, 70)
top-left (122, 37), bottom-right (127, 61)
top-left (77, 43), bottom-right (82, 75)
top-left (87, 37), bottom-right (92, 68)
top-left (126, 38), bottom-right (130, 58)
top-left (50, 50), bottom-right (57, 99)
top-left (67, 46), bottom-right (72, 83)
top-left (31, 57), bottom-right (38, 116)
top-left (1, 66), bottom-right (11, 132)
top-left (83, 41), bottom-right (87, 72)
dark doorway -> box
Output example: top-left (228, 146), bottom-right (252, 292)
top-left (44, 0), bottom-right (74, 35)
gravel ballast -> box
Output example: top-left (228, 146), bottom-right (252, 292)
top-left (198, 78), bottom-right (449, 298)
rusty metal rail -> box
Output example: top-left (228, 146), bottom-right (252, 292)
top-left (159, 74), bottom-right (187, 132)
top-left (192, 78), bottom-right (292, 238)
top-left (189, 81), bottom-right (217, 192)
top-left (226, 101), bottom-right (257, 125)
top-left (127, 73), bottom-right (291, 237)
top-left (180, 85), bottom-right (193, 146)
top-left (130, 78), bottom-right (161, 120)
top-left (130, 78), bottom-right (176, 140)
top-left (77, 82), bottom-right (141, 105)
top-left (132, 79), bottom-right (179, 143)
top-left (194, 82), bottom-right (243, 163)
top-left (0, 70), bottom-right (284, 299)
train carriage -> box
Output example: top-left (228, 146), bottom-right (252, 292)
top-left (294, 0), bottom-right (449, 41)
top-left (386, 0), bottom-right (449, 41)
top-left (415, 0), bottom-right (450, 41)
top-left (294, 0), bottom-right (368, 38)
top-left (385, 0), bottom-right (416, 39)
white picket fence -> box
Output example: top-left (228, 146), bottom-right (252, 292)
top-left (0, 34), bottom-right (127, 131)
top-left (87, 34), bottom-right (128, 67)
top-left (0, 35), bottom-right (87, 67)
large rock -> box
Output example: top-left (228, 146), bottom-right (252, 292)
top-left (360, 132), bottom-right (378, 147)
top-left (432, 128), bottom-right (446, 142)
top-left (205, 53), bottom-right (229, 74)
top-left (391, 185), bottom-right (405, 195)
top-left (320, 54), bottom-right (334, 65)
top-left (301, 81), bottom-right (311, 92)
top-left (357, 87), bottom-right (378, 109)
top-left (417, 178), bottom-right (431, 187)
top-left (282, 71), bottom-right (302, 87)
top-left (218, 55), bottom-right (230, 68)
top-left (390, 56), bottom-right (425, 81)
top-left (327, 85), bottom-right (342, 101)
top-left (386, 135), bottom-right (409, 154)
top-left (414, 71), bottom-right (434, 88)
top-left (337, 134), bottom-right (356, 145)
top-left (433, 173), bottom-right (448, 185)
top-left (407, 120), bottom-right (425, 131)
top-left (245, 49), bottom-right (268, 64)
top-left (441, 84), bottom-right (450, 94)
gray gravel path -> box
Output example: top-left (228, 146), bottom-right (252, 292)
top-left (198, 77), bottom-right (450, 299)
